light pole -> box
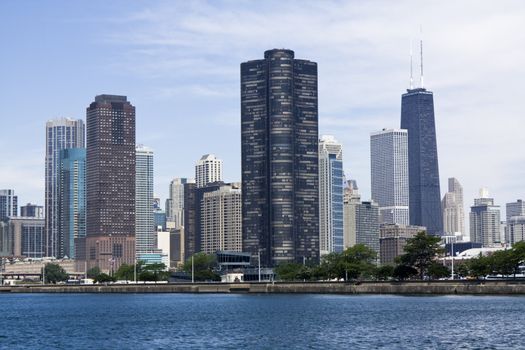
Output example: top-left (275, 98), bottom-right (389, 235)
top-left (134, 257), bottom-right (137, 284)
top-left (258, 250), bottom-right (261, 282)
top-left (442, 235), bottom-right (456, 280)
top-left (191, 255), bottom-right (194, 283)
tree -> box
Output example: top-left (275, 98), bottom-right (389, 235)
top-left (393, 264), bottom-right (418, 281)
top-left (317, 245), bottom-right (377, 281)
top-left (274, 263), bottom-right (305, 281)
top-left (86, 266), bottom-right (101, 279)
top-left (182, 253), bottom-right (220, 281)
top-left (427, 263), bottom-right (450, 280)
top-left (466, 254), bottom-right (491, 279)
top-left (114, 262), bottom-right (145, 281)
top-left (44, 263), bottom-right (68, 284)
top-left (373, 265), bottom-right (394, 281)
top-left (491, 250), bottom-right (515, 277)
top-left (94, 273), bottom-right (115, 283)
top-left (399, 231), bottom-right (443, 279)
top-left (140, 263), bottom-right (170, 281)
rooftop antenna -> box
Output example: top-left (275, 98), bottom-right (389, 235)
top-left (420, 25), bottom-right (424, 88)
top-left (409, 39), bottom-right (414, 89)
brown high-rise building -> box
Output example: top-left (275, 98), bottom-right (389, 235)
top-left (85, 95), bottom-right (136, 272)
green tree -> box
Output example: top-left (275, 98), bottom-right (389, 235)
top-left (399, 231), bottom-right (443, 279)
top-left (393, 264), bottom-right (418, 280)
top-left (466, 254), bottom-right (491, 279)
top-left (491, 250), bottom-right (515, 277)
top-left (274, 263), bottom-right (305, 281)
top-left (86, 266), bottom-right (101, 279)
top-left (182, 253), bottom-right (220, 281)
top-left (94, 273), bottom-right (116, 283)
top-left (318, 245), bottom-right (377, 281)
top-left (427, 263), bottom-right (450, 280)
top-left (455, 263), bottom-right (470, 278)
top-left (44, 263), bottom-right (68, 284)
top-left (373, 265), bottom-right (394, 281)
top-left (140, 263), bottom-right (170, 281)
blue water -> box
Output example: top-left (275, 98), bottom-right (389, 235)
top-left (0, 294), bottom-right (524, 349)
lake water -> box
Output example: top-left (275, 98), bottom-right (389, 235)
top-left (0, 293), bottom-right (524, 349)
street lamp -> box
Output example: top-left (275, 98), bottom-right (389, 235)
top-left (442, 235), bottom-right (457, 280)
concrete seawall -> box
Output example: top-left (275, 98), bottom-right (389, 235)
top-left (2, 281), bottom-right (525, 295)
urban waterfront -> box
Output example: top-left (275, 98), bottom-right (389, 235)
top-left (1, 294), bottom-right (524, 349)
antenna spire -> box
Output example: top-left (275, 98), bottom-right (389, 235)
top-left (409, 40), bottom-right (414, 89)
top-left (420, 25), bottom-right (424, 88)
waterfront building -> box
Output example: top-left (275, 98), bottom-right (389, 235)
top-left (135, 145), bottom-right (155, 256)
top-left (0, 189), bottom-right (18, 222)
top-left (508, 216), bottom-right (525, 245)
top-left (201, 183), bottom-right (242, 254)
top-left (506, 200), bottom-right (525, 223)
top-left (8, 217), bottom-right (45, 258)
top-left (469, 189), bottom-right (501, 247)
top-left (0, 221), bottom-right (10, 256)
top-left (343, 179), bottom-right (360, 248)
top-left (195, 154), bottom-right (223, 188)
top-left (58, 148), bottom-right (86, 259)
top-left (379, 224), bottom-right (425, 264)
top-left (370, 129), bottom-right (409, 225)
top-left (241, 49), bottom-right (319, 266)
top-left (169, 228), bottom-right (184, 267)
top-left (45, 118), bottom-right (85, 257)
top-left (85, 95), bottom-right (136, 272)
top-left (355, 201), bottom-right (380, 256)
top-left (20, 203), bottom-right (44, 218)
top-left (442, 178), bottom-right (465, 237)
top-left (319, 135), bottom-right (344, 256)
top-left (166, 178), bottom-right (194, 228)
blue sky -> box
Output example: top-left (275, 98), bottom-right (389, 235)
top-left (1, 0), bottom-right (524, 223)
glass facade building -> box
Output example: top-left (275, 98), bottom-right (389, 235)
top-left (136, 145), bottom-right (155, 255)
top-left (0, 189), bottom-right (17, 222)
top-left (401, 88), bottom-right (443, 234)
top-left (355, 201), bottom-right (380, 256)
top-left (241, 49), bottom-right (319, 266)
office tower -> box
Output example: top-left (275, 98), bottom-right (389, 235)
top-left (506, 200), bottom-right (525, 244)
top-left (343, 180), bottom-right (361, 248)
top-left (442, 177), bottom-right (465, 236)
top-left (45, 118), bottom-right (85, 257)
top-left (469, 189), bottom-right (501, 247)
top-left (508, 216), bottom-right (525, 245)
top-left (9, 217), bottom-right (45, 258)
top-left (370, 129), bottom-right (409, 225)
top-left (85, 95), bottom-right (136, 272)
top-left (506, 200), bottom-right (525, 222)
top-left (379, 224), bottom-right (425, 264)
top-left (0, 189), bottom-right (18, 222)
top-left (58, 148), bottom-right (86, 259)
top-left (195, 154), bottom-right (223, 188)
top-left (0, 221), bottom-right (9, 256)
top-left (400, 43), bottom-right (443, 234)
top-left (241, 49), bottom-right (319, 266)
top-left (355, 201), bottom-right (380, 256)
top-left (20, 204), bottom-right (44, 218)
top-left (318, 135), bottom-right (344, 256)
top-left (201, 183), bottom-right (242, 254)
top-left (135, 145), bottom-right (155, 255)
top-left (166, 178), bottom-right (194, 228)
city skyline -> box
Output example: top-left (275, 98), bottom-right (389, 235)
top-left (1, 1), bottom-right (524, 223)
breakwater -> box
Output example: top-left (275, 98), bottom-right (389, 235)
top-left (2, 281), bottom-right (525, 294)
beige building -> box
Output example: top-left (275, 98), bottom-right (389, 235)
top-left (343, 180), bottom-right (360, 248)
top-left (379, 224), bottom-right (425, 265)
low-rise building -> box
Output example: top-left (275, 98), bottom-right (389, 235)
top-left (379, 224), bottom-right (425, 265)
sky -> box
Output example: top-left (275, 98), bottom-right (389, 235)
top-left (1, 0), bottom-right (524, 225)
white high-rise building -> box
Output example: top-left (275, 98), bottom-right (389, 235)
top-left (201, 183), bottom-right (242, 254)
top-left (370, 129), bottom-right (409, 225)
top-left (45, 118), bottom-right (85, 258)
top-left (470, 189), bottom-right (501, 247)
top-left (343, 179), bottom-right (360, 249)
top-left (195, 154), bottom-right (223, 188)
top-left (442, 178), bottom-right (465, 237)
top-left (318, 135), bottom-right (344, 256)
top-left (506, 200), bottom-right (525, 244)
top-left (166, 178), bottom-right (194, 228)
top-left (135, 145), bottom-right (155, 255)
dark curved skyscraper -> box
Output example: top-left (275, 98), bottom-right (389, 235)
top-left (241, 49), bottom-right (319, 266)
top-left (401, 87), bottom-right (443, 234)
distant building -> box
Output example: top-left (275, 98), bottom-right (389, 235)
top-left (241, 49), bottom-right (319, 266)
top-left (506, 200), bottom-right (525, 222)
top-left (442, 178), bottom-right (465, 237)
top-left (135, 145), bottom-right (155, 256)
top-left (85, 95), bottom-right (136, 272)
top-left (58, 148), bottom-right (86, 259)
top-left (201, 183), bottom-right (242, 254)
top-left (0, 189), bottom-right (18, 222)
top-left (9, 217), bottom-right (45, 258)
top-left (469, 189), bottom-right (501, 247)
top-left (20, 203), bottom-right (44, 219)
top-left (355, 201), bottom-right (380, 256)
top-left (343, 180), bottom-right (360, 248)
top-left (370, 129), bottom-right (409, 225)
top-left (195, 154), bottom-right (223, 188)
top-left (166, 178), bottom-right (194, 228)
top-left (506, 200), bottom-right (525, 244)
top-left (379, 224), bottom-right (424, 265)
top-left (45, 118), bottom-right (85, 258)
top-left (0, 221), bottom-right (10, 256)
top-left (154, 209), bottom-right (167, 231)
top-left (319, 135), bottom-right (344, 256)
top-left (508, 216), bottom-right (525, 245)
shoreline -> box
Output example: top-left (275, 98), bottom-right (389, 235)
top-left (2, 281), bottom-right (525, 295)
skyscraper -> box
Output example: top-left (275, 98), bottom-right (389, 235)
top-left (135, 145), bottom-right (155, 255)
top-left (319, 135), bottom-right (344, 256)
top-left (442, 178), bottom-right (465, 236)
top-left (470, 189), bottom-right (501, 247)
top-left (343, 180), bottom-right (360, 249)
top-left (166, 178), bottom-right (195, 228)
top-left (355, 201), bottom-right (380, 256)
top-left (241, 49), bottom-right (319, 266)
top-left (20, 203), bottom-right (44, 218)
top-left (58, 148), bottom-right (86, 259)
top-left (195, 154), bottom-right (223, 188)
top-left (370, 129), bottom-right (409, 225)
top-left (0, 189), bottom-right (18, 222)
top-left (85, 95), bottom-right (136, 272)
top-left (506, 199), bottom-right (525, 223)
top-left (45, 118), bottom-right (85, 257)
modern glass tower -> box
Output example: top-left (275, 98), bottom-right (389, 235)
top-left (135, 145), bottom-right (155, 255)
top-left (58, 148), bottom-right (86, 259)
top-left (241, 49), bottom-right (319, 266)
top-left (401, 87), bottom-right (443, 234)
top-left (0, 189), bottom-right (18, 222)
top-left (85, 95), bottom-right (136, 272)
top-left (319, 135), bottom-right (344, 256)
top-left (45, 118), bottom-right (85, 257)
